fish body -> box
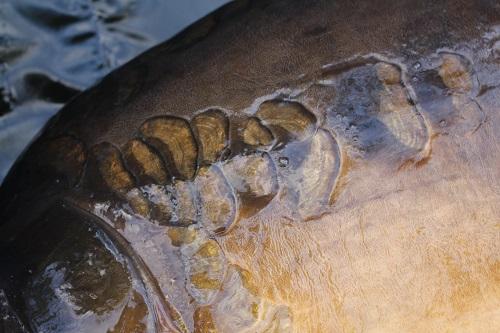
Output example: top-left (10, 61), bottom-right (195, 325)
top-left (1, 1), bottom-right (499, 332)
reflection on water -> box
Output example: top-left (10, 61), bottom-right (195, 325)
top-left (0, 0), bottom-right (229, 182)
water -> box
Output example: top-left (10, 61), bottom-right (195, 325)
top-left (0, 0), bottom-right (229, 183)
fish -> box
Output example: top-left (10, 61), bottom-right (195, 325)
top-left (0, 0), bottom-right (499, 332)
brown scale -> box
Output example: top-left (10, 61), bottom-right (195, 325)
top-left (256, 99), bottom-right (318, 145)
top-left (86, 142), bottom-right (136, 196)
top-left (192, 109), bottom-right (229, 165)
top-left (225, 115), bottom-right (259, 157)
top-left (122, 138), bottom-right (169, 185)
top-left (241, 117), bottom-right (274, 148)
top-left (140, 116), bottom-right (199, 180)
top-left (85, 142), bottom-right (151, 217)
top-left (120, 136), bottom-right (198, 226)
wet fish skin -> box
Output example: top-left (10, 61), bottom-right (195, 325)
top-left (0, 0), bottom-right (499, 332)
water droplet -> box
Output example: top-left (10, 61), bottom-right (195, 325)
top-left (413, 61), bottom-right (421, 70)
top-left (278, 157), bottom-right (289, 167)
top-left (411, 76), bottom-right (419, 82)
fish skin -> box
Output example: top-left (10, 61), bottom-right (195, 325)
top-left (0, 0), bottom-right (499, 332)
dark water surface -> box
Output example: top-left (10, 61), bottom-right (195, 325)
top-left (0, 0), bottom-right (229, 182)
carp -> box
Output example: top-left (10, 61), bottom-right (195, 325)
top-left (0, 0), bottom-right (499, 332)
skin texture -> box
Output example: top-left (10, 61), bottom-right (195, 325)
top-left (0, 0), bottom-right (499, 332)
